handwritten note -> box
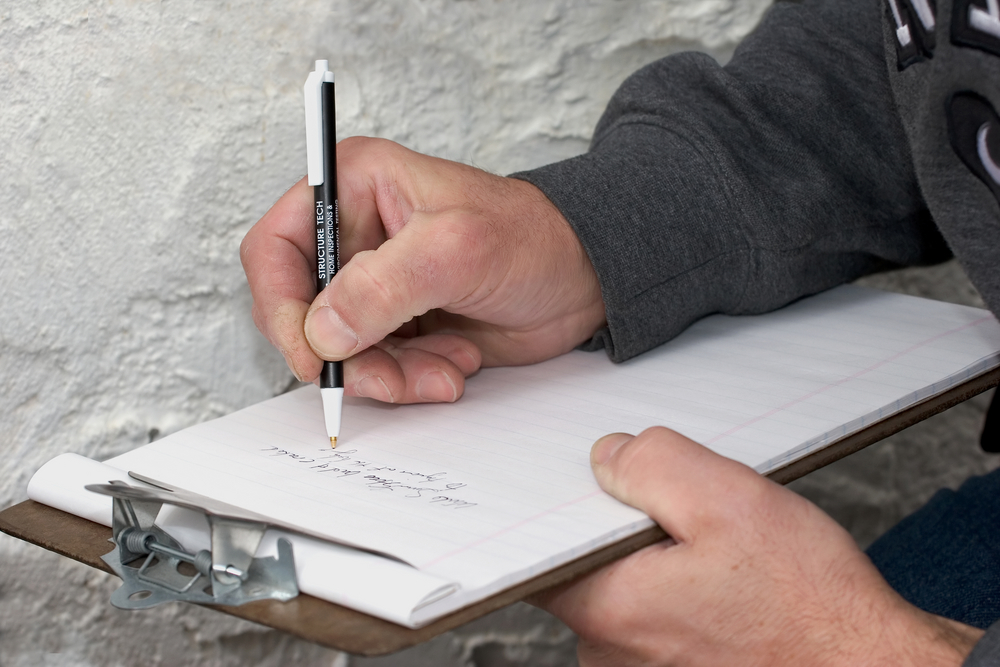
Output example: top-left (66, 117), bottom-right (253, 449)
top-left (261, 446), bottom-right (477, 508)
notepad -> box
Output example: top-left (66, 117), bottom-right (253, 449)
top-left (27, 285), bottom-right (1000, 627)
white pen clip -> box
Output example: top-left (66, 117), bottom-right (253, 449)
top-left (304, 59), bottom-right (336, 186)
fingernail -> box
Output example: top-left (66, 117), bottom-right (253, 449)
top-left (356, 376), bottom-right (394, 403)
top-left (593, 433), bottom-right (634, 465)
top-left (306, 306), bottom-right (360, 359)
top-left (416, 371), bottom-right (458, 402)
top-left (456, 349), bottom-right (480, 375)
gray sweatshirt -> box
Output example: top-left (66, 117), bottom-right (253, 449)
top-left (515, 0), bottom-right (1000, 663)
top-left (515, 0), bottom-right (998, 362)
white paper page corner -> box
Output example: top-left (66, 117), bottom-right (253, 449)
top-left (26, 453), bottom-right (130, 527)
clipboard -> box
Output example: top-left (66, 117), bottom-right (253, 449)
top-left (3, 365), bottom-right (996, 656)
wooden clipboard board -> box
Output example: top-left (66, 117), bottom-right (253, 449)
top-left (2, 366), bottom-right (997, 656)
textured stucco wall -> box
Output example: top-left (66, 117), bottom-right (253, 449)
top-left (2, 2), bottom-right (995, 666)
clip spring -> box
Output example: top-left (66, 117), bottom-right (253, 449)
top-left (120, 526), bottom-right (248, 594)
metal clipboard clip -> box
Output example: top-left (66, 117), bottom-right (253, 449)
top-left (85, 477), bottom-right (299, 610)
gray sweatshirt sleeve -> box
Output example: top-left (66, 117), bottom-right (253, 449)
top-left (513, 0), bottom-right (949, 362)
top-left (965, 621), bottom-right (1000, 667)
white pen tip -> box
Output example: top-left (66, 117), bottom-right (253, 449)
top-left (321, 387), bottom-right (344, 444)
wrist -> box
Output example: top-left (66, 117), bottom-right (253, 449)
top-left (915, 614), bottom-right (984, 666)
top-left (507, 177), bottom-right (607, 346)
top-left (798, 582), bottom-right (984, 667)
top-left (874, 607), bottom-right (984, 667)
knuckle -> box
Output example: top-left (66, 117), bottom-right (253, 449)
top-left (337, 135), bottom-right (372, 158)
top-left (588, 572), bottom-right (642, 639)
top-left (617, 428), bottom-right (664, 470)
top-left (342, 136), bottom-right (402, 165)
top-left (427, 232), bottom-right (472, 273)
top-left (239, 230), bottom-right (256, 269)
top-left (425, 212), bottom-right (490, 272)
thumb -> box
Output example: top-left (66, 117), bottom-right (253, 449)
top-left (303, 212), bottom-right (480, 360)
top-left (590, 427), bottom-right (765, 541)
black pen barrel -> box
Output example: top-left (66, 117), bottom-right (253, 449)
top-left (316, 79), bottom-right (343, 391)
top-left (320, 80), bottom-right (339, 282)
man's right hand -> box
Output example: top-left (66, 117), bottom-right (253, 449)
top-left (240, 137), bottom-right (607, 404)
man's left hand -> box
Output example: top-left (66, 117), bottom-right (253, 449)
top-left (535, 427), bottom-right (983, 667)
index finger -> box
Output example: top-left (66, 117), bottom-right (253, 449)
top-left (240, 177), bottom-right (322, 380)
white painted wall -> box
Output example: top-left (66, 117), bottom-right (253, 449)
top-left (2, 2), bottom-right (995, 666)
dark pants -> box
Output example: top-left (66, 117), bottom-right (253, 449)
top-left (867, 465), bottom-right (1000, 629)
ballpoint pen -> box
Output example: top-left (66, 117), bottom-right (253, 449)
top-left (304, 59), bottom-right (343, 448)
